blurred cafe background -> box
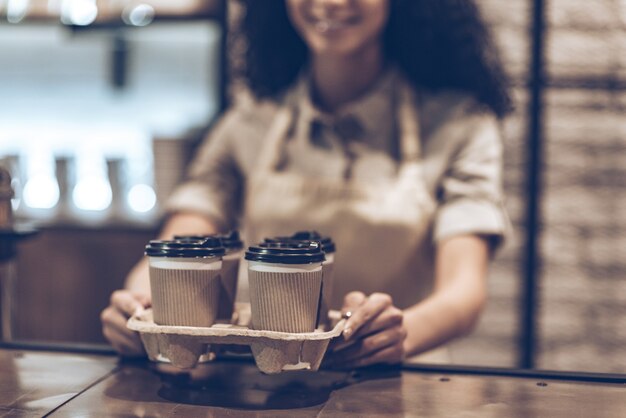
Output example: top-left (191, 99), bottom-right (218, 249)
top-left (0, 0), bottom-right (625, 374)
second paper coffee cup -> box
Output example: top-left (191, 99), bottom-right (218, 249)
top-left (264, 232), bottom-right (336, 329)
top-left (146, 238), bottom-right (225, 327)
top-left (175, 231), bottom-right (244, 322)
top-left (245, 242), bottom-right (325, 333)
top-left (286, 231), bottom-right (336, 328)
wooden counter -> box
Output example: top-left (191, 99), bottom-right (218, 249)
top-left (0, 347), bottom-right (117, 417)
top-left (1, 345), bottom-right (625, 417)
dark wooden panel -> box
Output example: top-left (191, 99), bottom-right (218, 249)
top-left (0, 349), bottom-right (117, 417)
top-left (14, 226), bottom-right (156, 343)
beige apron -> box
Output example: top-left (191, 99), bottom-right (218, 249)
top-left (242, 76), bottom-right (439, 313)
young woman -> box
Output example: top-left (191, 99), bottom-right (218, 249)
top-left (102, 0), bottom-right (511, 368)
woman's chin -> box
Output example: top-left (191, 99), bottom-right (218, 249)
top-left (308, 39), bottom-right (368, 58)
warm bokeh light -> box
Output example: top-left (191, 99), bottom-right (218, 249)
top-left (123, 4), bottom-right (155, 27)
top-left (6, 0), bottom-right (30, 23)
top-left (72, 176), bottom-right (112, 211)
top-left (60, 0), bottom-right (97, 26)
top-left (23, 175), bottom-right (60, 209)
top-left (127, 183), bottom-right (156, 213)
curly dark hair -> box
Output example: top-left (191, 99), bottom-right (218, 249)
top-left (238, 0), bottom-right (511, 118)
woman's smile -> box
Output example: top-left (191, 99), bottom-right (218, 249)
top-left (304, 14), bottom-right (362, 35)
top-left (287, 0), bottom-right (389, 55)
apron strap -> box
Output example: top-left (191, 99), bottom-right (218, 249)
top-left (398, 84), bottom-right (422, 162)
top-left (254, 105), bottom-right (294, 175)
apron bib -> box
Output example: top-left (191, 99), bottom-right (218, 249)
top-left (243, 78), bottom-right (436, 310)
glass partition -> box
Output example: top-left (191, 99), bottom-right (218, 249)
top-left (0, 1), bottom-right (225, 344)
top-left (0, 13), bottom-right (222, 227)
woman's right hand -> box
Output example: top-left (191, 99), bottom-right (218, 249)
top-left (101, 290), bottom-right (151, 357)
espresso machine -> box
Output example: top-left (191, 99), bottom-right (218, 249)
top-left (0, 166), bottom-right (37, 341)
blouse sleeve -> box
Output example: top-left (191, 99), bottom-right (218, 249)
top-left (164, 108), bottom-right (243, 231)
top-left (432, 111), bottom-right (510, 249)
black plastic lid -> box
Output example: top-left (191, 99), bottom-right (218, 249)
top-left (263, 236), bottom-right (292, 244)
top-left (245, 242), bottom-right (325, 264)
top-left (174, 230), bottom-right (243, 250)
top-left (265, 231), bottom-right (336, 253)
top-left (218, 230), bottom-right (244, 250)
top-left (259, 240), bottom-right (315, 249)
top-left (146, 238), bottom-right (225, 258)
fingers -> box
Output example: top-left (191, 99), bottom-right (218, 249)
top-left (103, 324), bottom-right (144, 357)
top-left (341, 291), bottom-right (366, 313)
top-left (331, 325), bottom-right (406, 365)
top-left (110, 290), bottom-right (146, 317)
top-left (101, 305), bottom-right (133, 335)
top-left (343, 292), bottom-right (392, 341)
top-left (116, 290), bottom-right (151, 319)
top-left (102, 290), bottom-right (149, 357)
top-left (341, 341), bottom-right (405, 369)
top-left (131, 291), bottom-right (152, 309)
top-left (329, 306), bottom-right (402, 352)
top-left (326, 292), bottom-right (407, 369)
top-left (101, 306), bottom-right (145, 357)
top-left (350, 306), bottom-right (403, 339)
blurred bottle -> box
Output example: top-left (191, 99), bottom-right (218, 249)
top-left (0, 166), bottom-right (17, 340)
top-left (54, 155), bottom-right (75, 223)
top-left (107, 158), bottom-right (125, 222)
top-left (0, 164), bottom-right (38, 341)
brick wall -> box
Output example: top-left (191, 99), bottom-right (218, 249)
top-left (451, 0), bottom-right (626, 373)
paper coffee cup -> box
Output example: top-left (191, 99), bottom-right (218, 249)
top-left (266, 231), bottom-right (337, 328)
top-left (146, 239), bottom-right (225, 327)
top-left (175, 231), bottom-right (244, 322)
top-left (291, 231), bottom-right (336, 328)
top-left (245, 243), bottom-right (324, 333)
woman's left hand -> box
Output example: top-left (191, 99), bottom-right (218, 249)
top-left (326, 291), bottom-right (407, 369)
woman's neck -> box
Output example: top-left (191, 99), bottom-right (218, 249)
top-left (310, 43), bottom-right (385, 112)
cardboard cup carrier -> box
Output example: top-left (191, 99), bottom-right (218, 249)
top-left (130, 235), bottom-right (343, 373)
